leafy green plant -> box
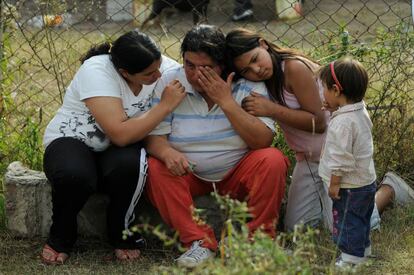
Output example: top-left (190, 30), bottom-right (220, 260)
top-left (365, 24), bottom-right (414, 180)
top-left (310, 25), bottom-right (369, 63)
top-left (14, 114), bottom-right (44, 171)
top-left (1, 1), bottom-right (19, 182)
top-left (144, 193), bottom-right (328, 275)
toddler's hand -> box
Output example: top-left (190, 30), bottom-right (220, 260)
top-left (329, 184), bottom-right (341, 200)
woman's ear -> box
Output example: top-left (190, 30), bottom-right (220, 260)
top-left (259, 38), bottom-right (269, 50)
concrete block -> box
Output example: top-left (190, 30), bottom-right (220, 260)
top-left (4, 161), bottom-right (224, 240)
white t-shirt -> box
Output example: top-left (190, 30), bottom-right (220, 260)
top-left (43, 54), bottom-right (179, 151)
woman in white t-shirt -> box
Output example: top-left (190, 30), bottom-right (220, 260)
top-left (41, 30), bottom-right (186, 264)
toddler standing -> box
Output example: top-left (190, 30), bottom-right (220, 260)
top-left (318, 58), bottom-right (376, 267)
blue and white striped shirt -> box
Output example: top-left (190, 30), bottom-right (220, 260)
top-left (150, 66), bottom-right (275, 181)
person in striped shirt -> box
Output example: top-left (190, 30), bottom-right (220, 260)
top-left (144, 25), bottom-right (289, 268)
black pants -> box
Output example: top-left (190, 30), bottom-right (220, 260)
top-left (43, 137), bottom-right (147, 253)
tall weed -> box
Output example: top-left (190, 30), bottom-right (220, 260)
top-left (144, 193), bottom-right (329, 274)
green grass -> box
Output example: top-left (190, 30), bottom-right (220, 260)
top-left (361, 206), bottom-right (414, 274)
top-left (0, 205), bottom-right (413, 274)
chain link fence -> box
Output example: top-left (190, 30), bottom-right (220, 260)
top-left (0, 0), bottom-right (413, 187)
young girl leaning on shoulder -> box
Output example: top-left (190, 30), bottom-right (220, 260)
top-left (318, 57), bottom-right (376, 268)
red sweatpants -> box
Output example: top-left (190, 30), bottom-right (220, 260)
top-left (146, 148), bottom-right (289, 251)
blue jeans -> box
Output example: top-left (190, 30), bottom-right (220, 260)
top-left (332, 182), bottom-right (376, 257)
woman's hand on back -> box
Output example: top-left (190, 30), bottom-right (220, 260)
top-left (242, 92), bottom-right (277, 117)
top-left (159, 79), bottom-right (186, 112)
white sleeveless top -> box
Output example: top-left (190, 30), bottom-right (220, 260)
top-left (276, 61), bottom-right (330, 161)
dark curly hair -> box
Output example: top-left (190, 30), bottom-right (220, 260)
top-left (181, 24), bottom-right (226, 66)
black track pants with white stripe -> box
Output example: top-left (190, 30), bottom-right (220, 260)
top-left (43, 137), bottom-right (146, 253)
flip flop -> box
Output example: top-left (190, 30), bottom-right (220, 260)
top-left (41, 244), bottom-right (69, 265)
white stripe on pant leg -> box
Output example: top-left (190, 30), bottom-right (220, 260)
top-left (124, 148), bottom-right (148, 236)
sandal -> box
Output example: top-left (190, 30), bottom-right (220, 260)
top-left (41, 244), bottom-right (69, 265)
top-left (114, 248), bottom-right (141, 262)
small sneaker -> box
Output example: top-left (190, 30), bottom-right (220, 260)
top-left (370, 204), bottom-right (381, 231)
top-left (175, 240), bottom-right (215, 268)
top-left (335, 258), bottom-right (359, 272)
top-left (381, 172), bottom-right (414, 206)
top-left (335, 253), bottom-right (367, 270)
top-left (335, 258), bottom-right (356, 269)
top-left (364, 245), bottom-right (371, 257)
top-left (231, 9), bottom-right (253, 21)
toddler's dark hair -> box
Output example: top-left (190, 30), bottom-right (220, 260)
top-left (319, 57), bottom-right (368, 103)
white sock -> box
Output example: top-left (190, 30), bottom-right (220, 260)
top-left (364, 246), bottom-right (372, 257)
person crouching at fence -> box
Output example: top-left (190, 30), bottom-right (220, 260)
top-left (41, 30), bottom-right (186, 264)
top-left (318, 58), bottom-right (376, 268)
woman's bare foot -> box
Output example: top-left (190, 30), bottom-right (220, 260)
top-left (114, 249), bottom-right (141, 261)
top-left (41, 244), bottom-right (69, 265)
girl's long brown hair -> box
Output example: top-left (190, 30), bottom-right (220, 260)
top-left (226, 28), bottom-right (318, 105)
